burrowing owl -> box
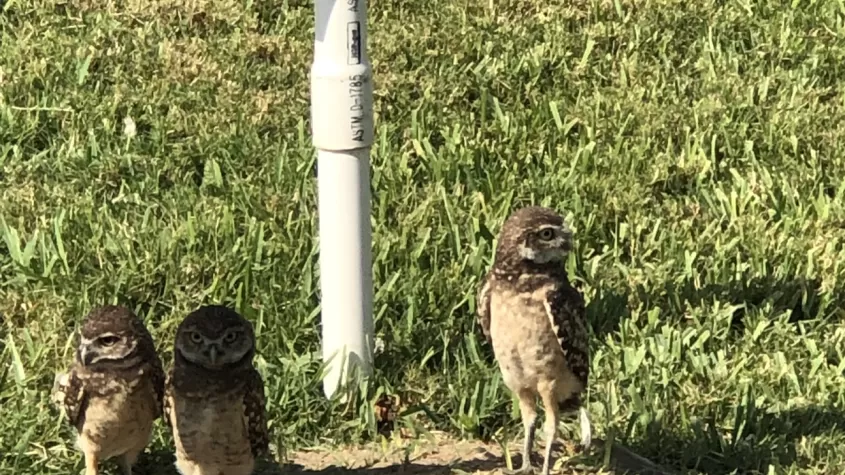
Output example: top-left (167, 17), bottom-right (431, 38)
top-left (51, 305), bottom-right (165, 475)
top-left (164, 305), bottom-right (269, 475)
top-left (476, 206), bottom-right (592, 475)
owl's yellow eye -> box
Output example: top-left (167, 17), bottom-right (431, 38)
top-left (538, 228), bottom-right (555, 240)
top-left (224, 331), bottom-right (238, 343)
top-left (190, 332), bottom-right (203, 344)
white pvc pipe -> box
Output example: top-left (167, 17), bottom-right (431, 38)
top-left (311, 0), bottom-right (375, 399)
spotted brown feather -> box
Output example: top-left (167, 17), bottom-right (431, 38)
top-left (544, 281), bottom-right (590, 386)
top-left (162, 368), bottom-right (175, 430)
top-left (52, 369), bottom-right (88, 430)
top-left (243, 368), bottom-right (270, 457)
top-left (479, 206), bottom-right (593, 475)
top-left (148, 356), bottom-right (166, 418)
top-left (476, 271), bottom-right (493, 343)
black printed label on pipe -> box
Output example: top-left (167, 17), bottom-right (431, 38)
top-left (349, 74), bottom-right (366, 142)
top-left (347, 21), bottom-right (362, 65)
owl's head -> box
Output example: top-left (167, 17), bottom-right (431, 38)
top-left (174, 305), bottom-right (255, 370)
top-left (76, 305), bottom-right (151, 369)
top-left (495, 206), bottom-right (573, 266)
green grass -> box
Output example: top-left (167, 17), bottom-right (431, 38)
top-left (2, 0), bottom-right (845, 473)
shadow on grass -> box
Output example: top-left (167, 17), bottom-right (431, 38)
top-left (585, 284), bottom-right (631, 340)
top-left (624, 406), bottom-right (845, 474)
top-left (588, 273), bottom-right (832, 341)
top-left (645, 276), bottom-right (828, 333)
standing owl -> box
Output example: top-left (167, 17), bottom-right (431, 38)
top-left (476, 206), bottom-right (592, 475)
top-left (51, 305), bottom-right (165, 475)
top-left (163, 305), bottom-right (269, 475)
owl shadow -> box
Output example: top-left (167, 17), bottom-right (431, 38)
top-left (585, 275), bottom-right (829, 340)
top-left (651, 275), bottom-right (826, 333)
top-left (583, 285), bottom-right (631, 340)
top-left (619, 405), bottom-right (845, 474)
top-left (132, 449), bottom-right (178, 474)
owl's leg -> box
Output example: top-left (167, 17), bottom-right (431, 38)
top-left (504, 389), bottom-right (537, 475)
top-left (539, 389), bottom-right (560, 475)
top-left (83, 450), bottom-right (99, 475)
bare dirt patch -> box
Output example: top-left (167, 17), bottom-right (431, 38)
top-left (274, 432), bottom-right (675, 475)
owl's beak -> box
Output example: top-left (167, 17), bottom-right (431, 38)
top-left (559, 227), bottom-right (573, 252)
top-left (561, 235), bottom-right (573, 252)
top-left (208, 345), bottom-right (219, 366)
top-left (78, 345), bottom-right (96, 366)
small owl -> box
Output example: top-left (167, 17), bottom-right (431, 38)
top-left (51, 305), bottom-right (165, 475)
top-left (476, 206), bottom-right (592, 475)
top-left (164, 305), bottom-right (269, 475)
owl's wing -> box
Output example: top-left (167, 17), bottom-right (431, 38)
top-left (476, 271), bottom-right (493, 343)
top-left (51, 368), bottom-right (88, 430)
top-left (243, 369), bottom-right (270, 457)
top-left (162, 367), bottom-right (175, 430)
top-left (149, 357), bottom-right (166, 419)
top-left (544, 281), bottom-right (590, 386)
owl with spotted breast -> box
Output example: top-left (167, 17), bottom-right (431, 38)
top-left (51, 305), bottom-right (165, 475)
top-left (476, 206), bottom-right (592, 475)
top-left (164, 305), bottom-right (269, 475)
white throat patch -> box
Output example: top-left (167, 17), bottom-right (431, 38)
top-left (518, 243), bottom-right (563, 263)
